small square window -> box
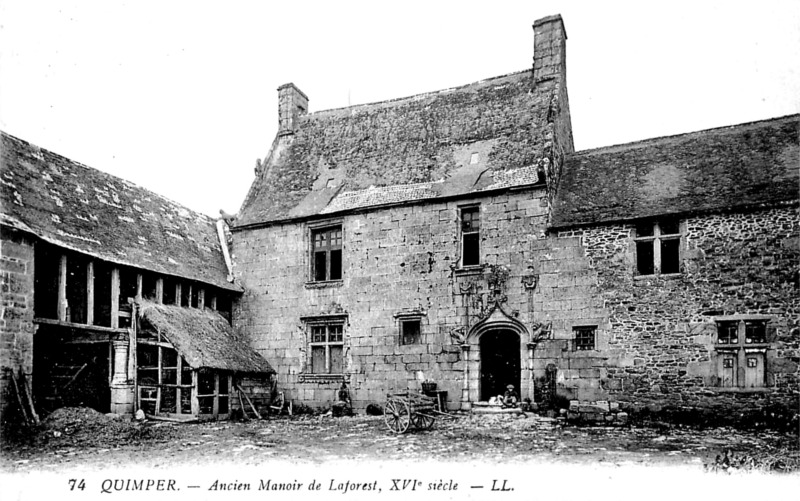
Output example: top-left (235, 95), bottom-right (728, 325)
top-left (401, 320), bottom-right (422, 345)
top-left (744, 321), bottom-right (766, 344)
top-left (722, 358), bottom-right (734, 369)
top-left (470, 152), bottom-right (480, 164)
top-left (747, 357), bottom-right (758, 368)
top-left (573, 326), bottom-right (596, 351)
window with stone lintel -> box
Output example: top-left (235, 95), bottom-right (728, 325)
top-left (308, 321), bottom-right (344, 374)
top-left (714, 318), bottom-right (770, 388)
top-left (459, 205), bottom-right (481, 267)
top-left (634, 219), bottom-right (681, 276)
top-left (573, 326), bottom-right (596, 351)
top-left (310, 225), bottom-right (343, 282)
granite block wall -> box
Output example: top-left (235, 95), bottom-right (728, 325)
top-left (233, 188), bottom-right (550, 410)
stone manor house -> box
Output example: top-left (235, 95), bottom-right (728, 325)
top-left (1, 15), bottom-right (798, 424)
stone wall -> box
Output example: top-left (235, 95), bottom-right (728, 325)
top-left (552, 206), bottom-right (799, 412)
top-left (0, 227), bottom-right (36, 425)
top-left (233, 188), bottom-right (551, 411)
top-left (234, 188), bottom-right (798, 416)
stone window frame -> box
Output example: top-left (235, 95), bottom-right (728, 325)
top-left (633, 219), bottom-right (682, 277)
top-left (300, 314), bottom-right (349, 379)
top-left (306, 219), bottom-right (344, 286)
top-left (572, 325), bottom-right (597, 351)
top-left (394, 310), bottom-right (427, 345)
top-left (458, 204), bottom-right (481, 269)
top-left (713, 315), bottom-right (772, 390)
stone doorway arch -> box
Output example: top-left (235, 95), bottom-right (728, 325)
top-left (458, 305), bottom-right (530, 409)
top-left (479, 330), bottom-right (520, 401)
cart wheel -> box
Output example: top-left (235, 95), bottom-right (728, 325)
top-left (411, 413), bottom-right (436, 430)
top-left (384, 399), bottom-right (411, 434)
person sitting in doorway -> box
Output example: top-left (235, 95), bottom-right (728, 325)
top-left (502, 384), bottom-right (519, 408)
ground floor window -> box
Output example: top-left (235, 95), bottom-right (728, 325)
top-left (573, 326), bottom-right (596, 351)
top-left (309, 322), bottom-right (344, 374)
top-left (714, 318), bottom-right (770, 388)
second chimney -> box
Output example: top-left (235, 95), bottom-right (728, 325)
top-left (533, 14), bottom-right (567, 84)
top-left (277, 83), bottom-right (309, 136)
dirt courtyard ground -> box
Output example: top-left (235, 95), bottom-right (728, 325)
top-left (2, 408), bottom-right (798, 472)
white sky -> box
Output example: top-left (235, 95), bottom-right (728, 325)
top-left (1, 0), bottom-right (798, 218)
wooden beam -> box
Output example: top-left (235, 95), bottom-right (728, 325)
top-left (57, 254), bottom-right (67, 321)
top-left (209, 294), bottom-right (217, 311)
top-left (198, 288), bottom-right (205, 310)
top-left (110, 268), bottom-right (120, 329)
top-left (191, 371), bottom-right (200, 417)
top-left (176, 356), bottom-right (182, 415)
top-left (175, 282), bottom-right (182, 307)
top-left (136, 339), bottom-right (174, 349)
top-left (86, 261), bottom-right (95, 326)
top-left (155, 345), bottom-right (162, 415)
top-left (213, 373), bottom-right (220, 418)
top-left (136, 273), bottom-right (143, 301)
top-left (129, 303), bottom-right (137, 392)
top-left (155, 278), bottom-right (164, 304)
top-left (34, 317), bottom-right (127, 334)
top-left (227, 374), bottom-right (233, 418)
top-left (108, 341), bottom-right (113, 385)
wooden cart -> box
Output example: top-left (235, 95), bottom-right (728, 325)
top-left (384, 392), bottom-right (438, 433)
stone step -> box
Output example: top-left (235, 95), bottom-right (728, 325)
top-left (471, 405), bottom-right (524, 415)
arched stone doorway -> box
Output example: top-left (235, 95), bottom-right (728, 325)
top-left (457, 304), bottom-right (530, 409)
top-left (479, 330), bottom-right (520, 401)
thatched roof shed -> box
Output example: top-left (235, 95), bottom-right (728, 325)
top-left (139, 301), bottom-right (274, 374)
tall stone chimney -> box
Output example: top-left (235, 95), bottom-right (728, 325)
top-left (277, 83), bottom-right (309, 136)
top-left (532, 15), bottom-right (567, 84)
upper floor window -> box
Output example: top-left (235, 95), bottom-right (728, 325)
top-left (311, 226), bottom-right (342, 282)
top-left (634, 219), bottom-right (681, 276)
top-left (460, 206), bottom-right (480, 267)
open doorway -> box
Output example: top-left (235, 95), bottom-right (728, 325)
top-left (479, 329), bottom-right (520, 401)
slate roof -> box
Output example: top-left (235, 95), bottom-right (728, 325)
top-left (0, 132), bottom-right (240, 291)
top-left (550, 115), bottom-right (800, 228)
top-left (237, 70), bottom-right (553, 227)
top-left (139, 301), bottom-right (274, 374)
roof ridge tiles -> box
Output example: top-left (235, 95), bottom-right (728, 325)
top-left (307, 69), bottom-right (532, 117)
top-left (570, 114), bottom-right (800, 157)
